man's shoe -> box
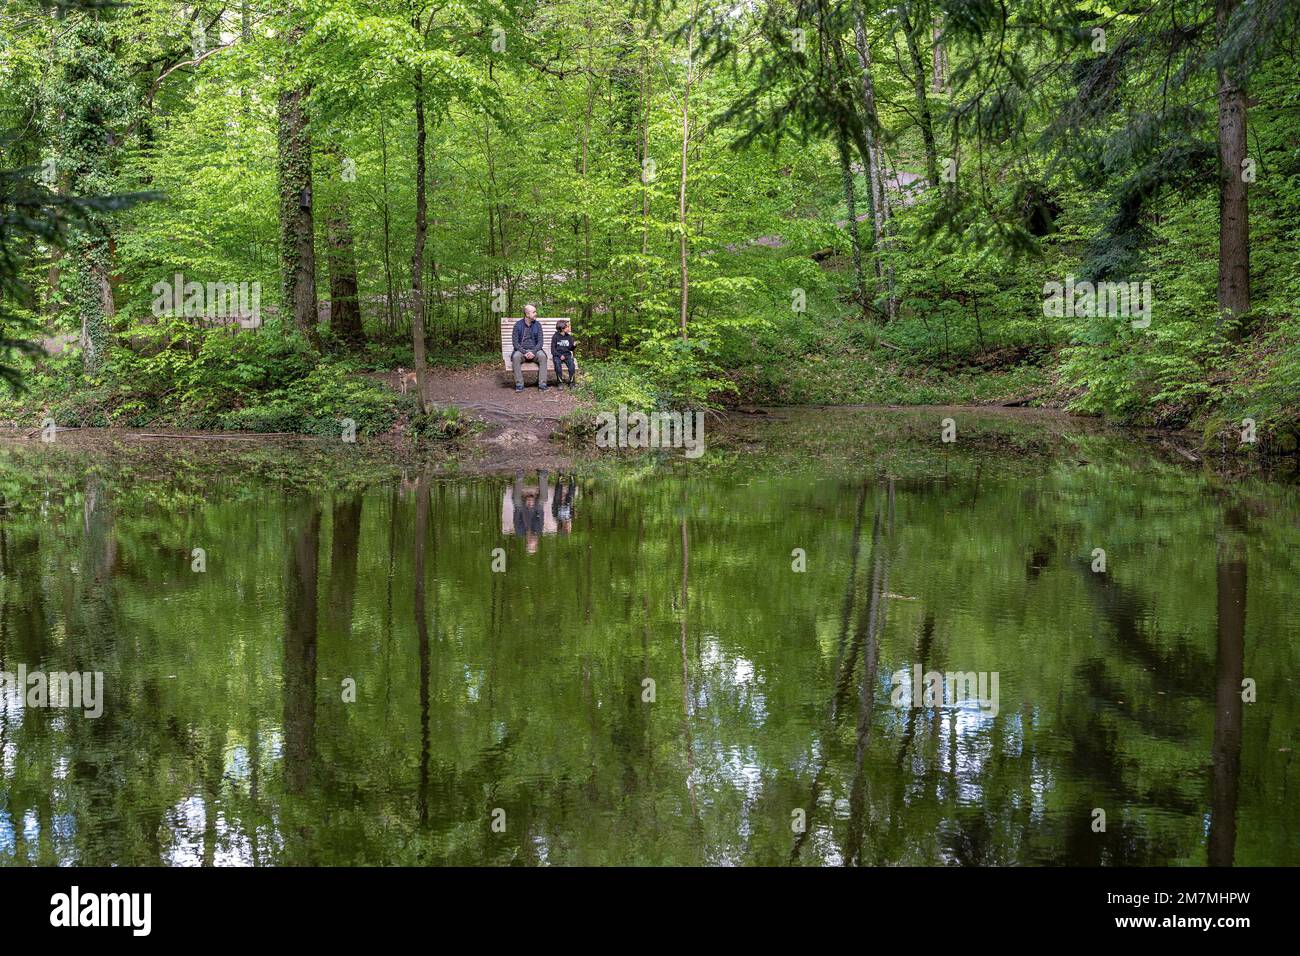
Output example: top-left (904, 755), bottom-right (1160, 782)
top-left (538, 383), bottom-right (549, 390)
top-left (515, 384), bottom-right (524, 392)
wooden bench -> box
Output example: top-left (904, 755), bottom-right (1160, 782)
top-left (499, 316), bottom-right (576, 383)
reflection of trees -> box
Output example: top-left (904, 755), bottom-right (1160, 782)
top-left (1208, 505), bottom-right (1246, 867)
top-left (1080, 569), bottom-right (1212, 699)
top-left (283, 498), bottom-right (320, 798)
top-left (816, 468), bottom-right (1275, 867)
top-left (678, 497), bottom-right (702, 845)
top-left (414, 474), bottom-right (430, 828)
top-left (792, 480), bottom-right (892, 865)
top-left (846, 481), bottom-right (892, 866)
top-left (327, 494), bottom-right (363, 638)
top-left (0, 449), bottom-right (1294, 866)
top-left (69, 477), bottom-right (135, 865)
top-left (1065, 543), bottom-right (1219, 863)
top-left (1, 486), bottom-right (58, 863)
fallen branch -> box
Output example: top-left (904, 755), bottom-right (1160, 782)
top-left (1163, 440), bottom-right (1201, 463)
top-left (22, 425), bottom-right (78, 439)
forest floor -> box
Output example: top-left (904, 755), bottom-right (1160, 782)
top-left (384, 364), bottom-right (580, 434)
top-left (376, 363), bottom-right (581, 470)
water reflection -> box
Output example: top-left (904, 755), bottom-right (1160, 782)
top-left (1208, 504), bottom-right (1246, 867)
top-left (0, 425), bottom-right (1296, 866)
top-left (505, 472), bottom-right (580, 551)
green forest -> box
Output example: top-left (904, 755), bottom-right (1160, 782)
top-left (0, 0), bottom-right (1296, 447)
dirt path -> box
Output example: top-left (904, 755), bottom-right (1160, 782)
top-left (381, 363), bottom-right (581, 469)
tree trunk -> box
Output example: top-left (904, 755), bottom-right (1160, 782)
top-left (241, 2), bottom-right (252, 116)
top-left (276, 30), bottom-right (321, 350)
top-left (898, 5), bottom-right (940, 188)
top-left (848, 19), bottom-right (885, 257)
top-left (485, 125), bottom-right (499, 323)
top-left (872, 140), bottom-right (898, 322)
top-left (45, 248), bottom-right (62, 319)
top-left (846, 18), bottom-right (898, 320)
top-left (931, 16), bottom-right (948, 94)
top-left (582, 16), bottom-right (595, 326)
top-left (378, 113), bottom-right (397, 331)
top-left (82, 257), bottom-right (116, 372)
top-left (836, 125), bottom-right (869, 319)
top-left (410, 61), bottom-right (430, 414)
top-left (638, 43), bottom-right (652, 331)
top-left (1215, 0), bottom-right (1250, 328)
top-left (325, 153), bottom-right (365, 348)
top-left (677, 11), bottom-right (697, 342)
top-left (54, 16), bottom-right (126, 376)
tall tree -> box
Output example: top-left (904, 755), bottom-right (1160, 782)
top-left (835, 122), bottom-right (868, 316)
top-left (931, 12), bottom-right (947, 93)
top-left (410, 50), bottom-right (430, 413)
top-left (49, 11), bottom-right (132, 376)
top-left (846, 7), bottom-right (895, 318)
top-left (676, 0), bottom-right (700, 340)
top-left (895, 2), bottom-right (939, 188)
top-left (276, 17), bottom-right (321, 350)
top-left (324, 148), bottom-right (365, 347)
top-left (1215, 0), bottom-right (1250, 326)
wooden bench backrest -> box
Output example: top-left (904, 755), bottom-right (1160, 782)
top-left (499, 317), bottom-right (574, 369)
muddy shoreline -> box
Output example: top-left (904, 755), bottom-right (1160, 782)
top-left (0, 403), bottom-right (1285, 486)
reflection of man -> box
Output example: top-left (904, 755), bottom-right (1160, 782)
top-left (511, 304), bottom-right (549, 392)
top-left (551, 475), bottom-right (575, 535)
top-left (513, 470), bottom-right (549, 553)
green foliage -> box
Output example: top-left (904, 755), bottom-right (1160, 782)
top-left (406, 402), bottom-right (472, 440)
top-left (216, 363), bottom-right (400, 436)
top-left (0, 0), bottom-right (1295, 447)
top-left (1, 321), bottom-right (408, 436)
top-left (577, 357), bottom-right (659, 411)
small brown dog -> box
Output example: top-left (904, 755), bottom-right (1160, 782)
top-left (396, 367), bottom-right (418, 394)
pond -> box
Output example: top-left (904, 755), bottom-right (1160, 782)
top-left (0, 409), bottom-right (1296, 865)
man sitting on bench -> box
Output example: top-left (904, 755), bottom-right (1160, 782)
top-left (511, 304), bottom-right (549, 392)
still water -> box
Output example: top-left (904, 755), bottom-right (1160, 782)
top-left (0, 410), bottom-right (1297, 865)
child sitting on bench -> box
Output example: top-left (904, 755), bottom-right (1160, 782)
top-left (551, 320), bottom-right (577, 386)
